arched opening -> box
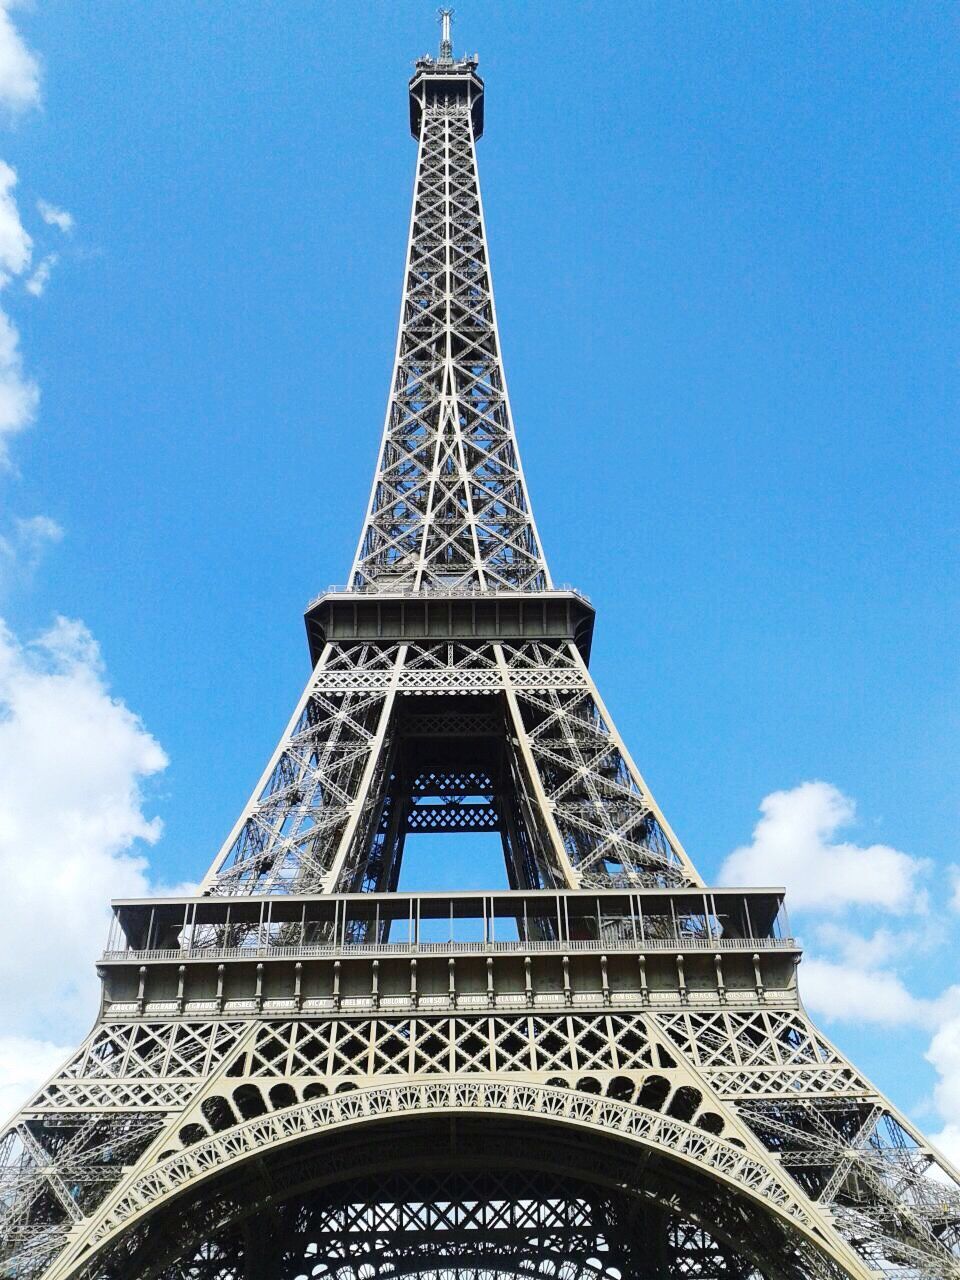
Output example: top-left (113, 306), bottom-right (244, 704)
top-left (201, 1095), bottom-right (237, 1133)
top-left (74, 1108), bottom-right (850, 1280)
top-left (232, 1085), bottom-right (267, 1120)
top-left (269, 1083), bottom-right (298, 1111)
top-left (177, 1123), bottom-right (207, 1148)
top-left (636, 1074), bottom-right (671, 1113)
top-left (606, 1075), bottom-right (636, 1103)
top-left (666, 1085), bottom-right (702, 1124)
top-left (697, 1112), bottom-right (725, 1136)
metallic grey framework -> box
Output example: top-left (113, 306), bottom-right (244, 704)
top-left (2, 16), bottom-right (958, 1280)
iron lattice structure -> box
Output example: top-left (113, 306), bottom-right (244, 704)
top-left (3, 19), bottom-right (959, 1280)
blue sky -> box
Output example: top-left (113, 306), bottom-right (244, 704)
top-left (0, 2), bottom-right (957, 1149)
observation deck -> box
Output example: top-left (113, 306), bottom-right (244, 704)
top-left (98, 886), bottom-right (800, 1022)
top-left (304, 586), bottom-right (596, 665)
top-left (409, 53), bottom-right (484, 139)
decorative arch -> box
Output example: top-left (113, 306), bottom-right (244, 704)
top-left (50, 1079), bottom-right (868, 1280)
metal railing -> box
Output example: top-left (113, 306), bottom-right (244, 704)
top-left (308, 583), bottom-right (592, 609)
top-left (101, 934), bottom-right (798, 964)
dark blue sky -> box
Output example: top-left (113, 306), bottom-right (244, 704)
top-left (5, 3), bottom-right (958, 1131)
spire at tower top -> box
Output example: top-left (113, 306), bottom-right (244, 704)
top-left (438, 7), bottom-right (454, 62)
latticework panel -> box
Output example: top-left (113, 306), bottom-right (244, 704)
top-left (351, 102), bottom-right (548, 593)
top-left (653, 1008), bottom-right (960, 1276)
top-left (0, 1020), bottom-right (255, 1276)
top-left (202, 638), bottom-right (701, 897)
top-left (82, 1166), bottom-right (781, 1280)
top-left (230, 1012), bottom-right (665, 1080)
top-left (204, 642), bottom-right (404, 896)
top-left (499, 640), bottom-right (700, 889)
top-left (653, 1010), bottom-right (864, 1096)
top-left (33, 1021), bottom-right (250, 1110)
top-left (0, 1112), bottom-right (165, 1278)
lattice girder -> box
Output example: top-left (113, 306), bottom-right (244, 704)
top-left (26, 1076), bottom-right (870, 1280)
top-left (200, 638), bottom-right (699, 897)
top-left (351, 96), bottom-right (548, 593)
top-left (69, 1132), bottom-right (840, 1280)
top-left (6, 989), bottom-right (960, 1279)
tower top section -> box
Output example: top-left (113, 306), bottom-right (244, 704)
top-left (438, 8), bottom-right (454, 62)
top-left (410, 11), bottom-right (484, 139)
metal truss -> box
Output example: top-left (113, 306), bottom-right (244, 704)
top-left (656, 1008), bottom-right (960, 1275)
top-left (24, 1080), bottom-right (858, 1280)
top-left (75, 1165), bottom-right (790, 1279)
top-left (200, 638), bottom-right (700, 897)
top-left (350, 84), bottom-right (548, 594)
top-left (4, 1000), bottom-right (959, 1277)
top-left (3, 19), bottom-right (959, 1280)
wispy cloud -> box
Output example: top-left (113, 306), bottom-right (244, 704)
top-left (0, 1), bottom-right (40, 116)
top-left (0, 306), bottom-right (37, 461)
top-left (25, 249), bottom-right (56, 296)
top-left (0, 21), bottom-right (71, 470)
top-left (0, 513), bottom-right (62, 584)
top-left (0, 157), bottom-right (30, 282)
top-left (0, 161), bottom-right (42, 462)
top-left (37, 198), bottom-right (72, 234)
top-left (0, 17), bottom-right (76, 471)
top-left (799, 957), bottom-right (939, 1029)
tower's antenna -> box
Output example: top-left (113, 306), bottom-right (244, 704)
top-left (438, 7), bottom-right (454, 62)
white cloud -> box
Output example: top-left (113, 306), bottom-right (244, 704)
top-left (0, 617), bottom-right (169, 1061)
top-left (720, 780), bottom-right (926, 913)
top-left (0, 158), bottom-right (30, 282)
top-left (37, 198), bottom-right (72, 234)
top-left (931, 1126), bottom-right (960, 1171)
top-left (811, 921), bottom-right (932, 968)
top-left (727, 780), bottom-right (960, 1181)
top-left (0, 308), bottom-right (37, 457)
top-left (25, 249), bottom-right (56, 296)
top-left (800, 956), bottom-right (935, 1028)
top-left (0, 1035), bottom-right (71, 1122)
top-left (0, 512), bottom-right (63, 586)
top-left (0, 163), bottom-right (40, 460)
top-left (927, 1007), bottom-right (960, 1166)
top-left (13, 512), bottom-right (61, 545)
top-left (0, 2), bottom-right (40, 116)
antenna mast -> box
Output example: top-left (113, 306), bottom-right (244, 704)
top-left (438, 7), bottom-right (454, 62)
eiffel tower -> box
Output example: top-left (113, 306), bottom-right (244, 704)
top-left (3, 15), bottom-right (959, 1280)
